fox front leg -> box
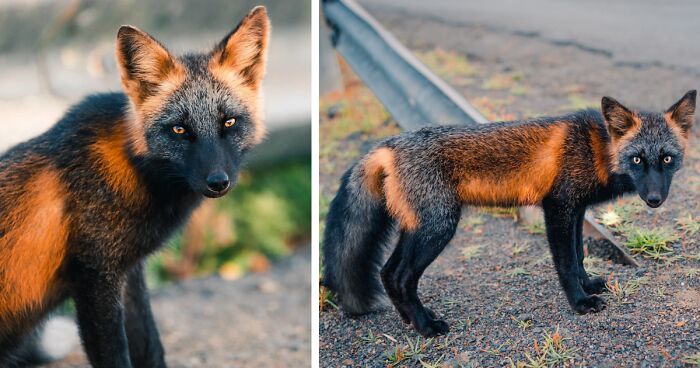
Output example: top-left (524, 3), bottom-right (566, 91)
top-left (124, 263), bottom-right (166, 368)
top-left (72, 265), bottom-right (132, 368)
top-left (542, 200), bottom-right (606, 314)
top-left (574, 209), bottom-right (607, 294)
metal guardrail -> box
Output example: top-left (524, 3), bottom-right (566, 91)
top-left (322, 0), bottom-right (487, 130)
top-left (322, 0), bottom-right (638, 267)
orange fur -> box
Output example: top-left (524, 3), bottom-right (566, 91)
top-left (664, 111), bottom-right (690, 148)
top-left (209, 6), bottom-right (269, 144)
top-left (0, 169), bottom-right (68, 326)
top-left (455, 124), bottom-right (568, 205)
top-left (363, 148), bottom-right (419, 231)
top-left (91, 126), bottom-right (146, 204)
top-left (589, 127), bottom-right (610, 185)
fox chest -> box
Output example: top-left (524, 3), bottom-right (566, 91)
top-left (70, 192), bottom-right (202, 266)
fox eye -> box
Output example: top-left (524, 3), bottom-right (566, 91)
top-left (224, 118), bottom-right (237, 128)
top-left (663, 156), bottom-right (673, 164)
top-left (632, 156), bottom-right (642, 165)
top-left (172, 125), bottom-right (186, 135)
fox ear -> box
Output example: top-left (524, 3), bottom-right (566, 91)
top-left (116, 26), bottom-right (184, 105)
top-left (665, 90), bottom-right (696, 135)
top-left (212, 6), bottom-right (270, 90)
top-left (602, 96), bottom-right (639, 139)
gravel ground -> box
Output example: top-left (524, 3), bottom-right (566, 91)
top-left (320, 7), bottom-right (700, 367)
top-left (49, 249), bottom-right (311, 368)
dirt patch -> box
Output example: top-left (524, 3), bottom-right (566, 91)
top-left (676, 289), bottom-right (700, 311)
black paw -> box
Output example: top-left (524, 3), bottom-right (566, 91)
top-left (582, 276), bottom-right (607, 294)
top-left (572, 295), bottom-right (606, 314)
top-left (415, 319), bottom-right (450, 337)
top-left (424, 307), bottom-right (438, 320)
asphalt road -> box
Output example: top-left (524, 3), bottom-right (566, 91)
top-left (360, 0), bottom-right (700, 74)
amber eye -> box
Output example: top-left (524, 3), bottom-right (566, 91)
top-left (172, 125), bottom-right (186, 135)
top-left (632, 156), bottom-right (642, 164)
top-left (224, 118), bottom-right (236, 128)
top-left (663, 156), bottom-right (673, 164)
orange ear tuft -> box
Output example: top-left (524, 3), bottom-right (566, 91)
top-left (212, 6), bottom-right (270, 90)
top-left (601, 96), bottom-right (640, 140)
top-left (116, 25), bottom-right (185, 105)
top-left (665, 90), bottom-right (696, 136)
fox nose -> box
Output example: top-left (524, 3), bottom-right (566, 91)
top-left (206, 172), bottom-right (230, 193)
top-left (645, 193), bottom-right (663, 207)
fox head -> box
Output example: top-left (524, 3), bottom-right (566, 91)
top-left (602, 90), bottom-right (696, 208)
top-left (115, 6), bottom-right (269, 198)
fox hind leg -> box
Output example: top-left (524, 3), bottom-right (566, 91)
top-left (380, 205), bottom-right (460, 337)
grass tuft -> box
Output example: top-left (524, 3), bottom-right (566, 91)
top-left (509, 328), bottom-right (578, 368)
top-left (605, 275), bottom-right (649, 302)
top-left (683, 352), bottom-right (700, 366)
top-left (677, 214), bottom-right (700, 237)
top-left (384, 336), bottom-right (435, 367)
top-left (624, 227), bottom-right (678, 260)
top-left (319, 286), bottom-right (338, 312)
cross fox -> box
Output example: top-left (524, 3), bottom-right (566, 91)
top-left (323, 90), bottom-right (696, 337)
top-left (0, 6), bottom-right (269, 367)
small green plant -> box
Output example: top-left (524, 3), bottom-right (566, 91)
top-left (624, 227), bottom-right (678, 260)
top-left (319, 286), bottom-right (338, 312)
top-left (687, 252), bottom-right (700, 261)
top-left (685, 268), bottom-right (700, 279)
top-left (416, 47), bottom-right (476, 80)
top-left (512, 242), bottom-right (531, 256)
top-left (509, 267), bottom-right (531, 277)
top-left (481, 206), bottom-right (519, 220)
top-left (683, 352), bottom-right (700, 365)
top-left (605, 275), bottom-right (649, 302)
top-left (418, 356), bottom-right (445, 368)
top-left (511, 316), bottom-right (533, 330)
top-left (385, 336), bottom-right (434, 367)
top-left (524, 221), bottom-right (545, 235)
top-left (511, 328), bottom-right (578, 368)
top-left (462, 244), bottom-right (483, 260)
top-left (677, 214), bottom-right (700, 236)
top-left (359, 329), bottom-right (378, 344)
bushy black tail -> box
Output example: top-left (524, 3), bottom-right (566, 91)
top-left (322, 165), bottom-right (394, 314)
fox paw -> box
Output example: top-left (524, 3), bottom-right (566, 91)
top-left (415, 319), bottom-right (450, 337)
top-left (572, 295), bottom-right (606, 314)
top-left (582, 277), bottom-right (607, 295)
top-left (424, 307), bottom-right (438, 320)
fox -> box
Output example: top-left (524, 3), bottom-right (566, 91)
top-left (0, 6), bottom-right (269, 367)
top-left (322, 90), bottom-right (696, 337)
